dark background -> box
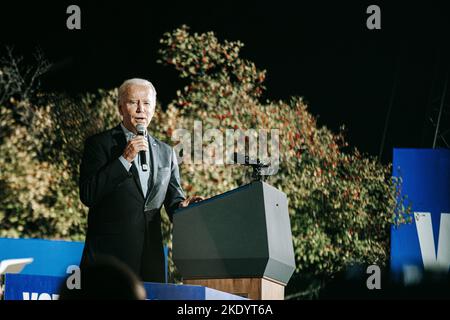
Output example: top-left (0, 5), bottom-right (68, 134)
top-left (1, 0), bottom-right (449, 163)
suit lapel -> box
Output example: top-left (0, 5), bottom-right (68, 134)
top-left (112, 124), bottom-right (145, 199)
top-left (130, 163), bottom-right (145, 198)
top-left (145, 135), bottom-right (158, 200)
top-left (111, 125), bottom-right (127, 158)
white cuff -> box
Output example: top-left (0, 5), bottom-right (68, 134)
top-left (119, 156), bottom-right (132, 171)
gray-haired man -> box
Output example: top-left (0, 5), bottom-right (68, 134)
top-left (79, 78), bottom-right (203, 282)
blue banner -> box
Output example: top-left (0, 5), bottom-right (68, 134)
top-left (3, 273), bottom-right (246, 300)
top-left (4, 274), bottom-right (64, 300)
top-left (0, 238), bottom-right (83, 277)
top-left (0, 238), bottom-right (169, 282)
top-left (391, 148), bottom-right (450, 278)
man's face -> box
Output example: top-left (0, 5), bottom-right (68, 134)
top-left (119, 84), bottom-right (155, 133)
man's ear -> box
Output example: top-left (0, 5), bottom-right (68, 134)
top-left (118, 103), bottom-right (123, 116)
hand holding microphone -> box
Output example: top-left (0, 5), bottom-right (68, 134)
top-left (136, 124), bottom-right (148, 171)
top-left (122, 126), bottom-right (149, 169)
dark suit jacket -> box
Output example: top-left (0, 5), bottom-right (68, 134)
top-left (79, 124), bottom-right (185, 282)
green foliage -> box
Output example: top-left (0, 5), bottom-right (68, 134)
top-left (0, 92), bottom-right (121, 240)
top-left (156, 26), bottom-right (413, 291)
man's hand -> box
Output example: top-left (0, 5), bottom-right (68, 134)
top-left (122, 136), bottom-right (148, 163)
top-left (179, 196), bottom-right (205, 208)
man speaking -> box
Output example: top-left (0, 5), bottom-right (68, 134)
top-left (79, 78), bottom-right (203, 282)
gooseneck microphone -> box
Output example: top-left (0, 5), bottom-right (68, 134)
top-left (136, 124), bottom-right (148, 171)
top-left (233, 152), bottom-right (270, 181)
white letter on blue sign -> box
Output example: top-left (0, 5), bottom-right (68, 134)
top-left (415, 212), bottom-right (450, 272)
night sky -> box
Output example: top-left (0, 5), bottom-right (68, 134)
top-left (1, 1), bottom-right (449, 163)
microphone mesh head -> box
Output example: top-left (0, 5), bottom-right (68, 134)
top-left (136, 124), bottom-right (146, 135)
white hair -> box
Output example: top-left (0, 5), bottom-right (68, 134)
top-left (118, 78), bottom-right (157, 105)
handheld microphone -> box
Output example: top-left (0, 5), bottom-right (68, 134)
top-left (136, 124), bottom-right (148, 172)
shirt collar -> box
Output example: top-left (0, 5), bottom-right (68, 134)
top-left (120, 123), bottom-right (137, 142)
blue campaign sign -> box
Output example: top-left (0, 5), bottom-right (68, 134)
top-left (0, 238), bottom-right (169, 282)
top-left (391, 148), bottom-right (450, 276)
top-left (4, 273), bottom-right (246, 300)
top-left (4, 274), bottom-right (64, 300)
top-left (0, 238), bottom-right (84, 277)
top-left (142, 282), bottom-right (246, 300)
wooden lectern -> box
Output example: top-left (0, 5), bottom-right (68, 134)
top-left (173, 181), bottom-right (296, 300)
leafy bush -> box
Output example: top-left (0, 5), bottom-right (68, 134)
top-left (0, 91), bottom-right (120, 240)
top-left (155, 26), bottom-right (412, 295)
